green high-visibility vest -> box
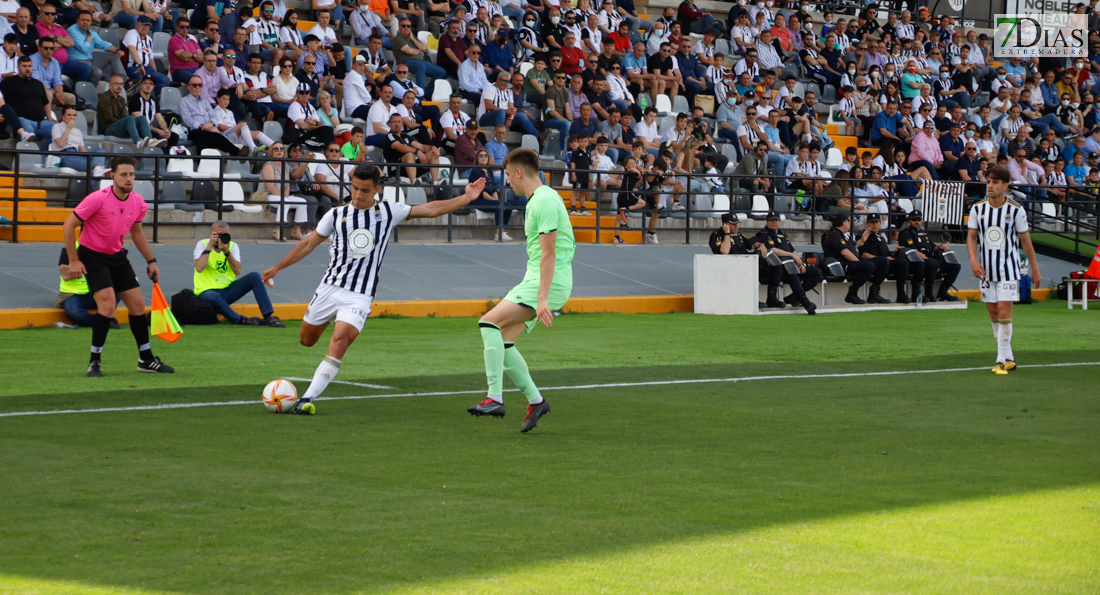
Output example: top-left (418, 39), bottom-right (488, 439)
top-left (59, 240), bottom-right (90, 295)
top-left (194, 239), bottom-right (237, 295)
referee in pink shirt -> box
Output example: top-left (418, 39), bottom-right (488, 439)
top-left (62, 156), bottom-right (175, 377)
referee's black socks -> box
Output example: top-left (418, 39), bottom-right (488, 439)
top-left (128, 313), bottom-right (154, 362)
top-left (90, 314), bottom-right (111, 362)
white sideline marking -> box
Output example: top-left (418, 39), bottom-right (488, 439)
top-left (284, 377), bottom-right (394, 390)
top-left (2, 361), bottom-right (1098, 419)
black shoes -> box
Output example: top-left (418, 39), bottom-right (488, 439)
top-left (845, 289), bottom-right (866, 305)
top-left (87, 360), bottom-right (103, 377)
top-left (895, 293), bottom-right (911, 304)
top-left (520, 399), bottom-right (551, 433)
top-left (261, 315), bottom-right (286, 328)
top-left (138, 356), bottom-right (175, 374)
top-left (801, 299), bottom-right (817, 315)
top-left (867, 287), bottom-right (892, 304)
top-left (937, 293), bottom-right (960, 302)
top-left (237, 316), bottom-right (262, 326)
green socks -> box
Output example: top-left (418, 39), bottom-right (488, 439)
top-left (480, 323), bottom-right (544, 405)
top-left (504, 342), bottom-right (543, 404)
top-left (480, 322), bottom-right (505, 402)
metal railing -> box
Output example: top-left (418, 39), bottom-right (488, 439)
top-left (3, 150), bottom-right (1098, 260)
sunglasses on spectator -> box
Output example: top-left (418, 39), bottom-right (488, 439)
top-left (41, 11), bottom-right (55, 15)
top-left (327, 148), bottom-right (340, 153)
top-left (271, 146), bottom-right (285, 151)
top-left (178, 25), bottom-right (189, 29)
top-left (304, 61), bottom-right (316, 65)
top-left (189, 83), bottom-right (203, 87)
top-left (225, 55), bottom-right (237, 59)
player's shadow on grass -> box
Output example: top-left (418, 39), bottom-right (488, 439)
top-left (1, 350), bottom-right (1098, 594)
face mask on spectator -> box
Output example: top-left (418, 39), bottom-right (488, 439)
top-left (727, 96), bottom-right (737, 106)
top-left (745, 99), bottom-right (754, 106)
top-left (908, 67), bottom-right (917, 74)
top-left (966, 130), bottom-right (975, 138)
top-left (551, 15), bottom-right (560, 24)
top-left (940, 71), bottom-right (949, 79)
top-left (525, 20), bottom-right (535, 27)
top-left (848, 68), bottom-right (855, 75)
top-left (1062, 99), bottom-right (1070, 106)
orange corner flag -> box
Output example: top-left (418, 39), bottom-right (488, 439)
top-left (150, 283), bottom-right (183, 343)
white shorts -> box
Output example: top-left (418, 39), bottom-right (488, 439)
top-left (302, 283), bottom-right (373, 331)
top-left (980, 280), bottom-right (1019, 304)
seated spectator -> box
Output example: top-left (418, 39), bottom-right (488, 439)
top-left (392, 17), bottom-right (444, 90)
top-left (123, 16), bottom-right (170, 94)
top-left (389, 64), bottom-right (441, 131)
top-left (261, 143), bottom-right (312, 240)
top-left (194, 222), bottom-right (285, 327)
top-left (51, 106), bottom-right (107, 176)
top-left (35, 7), bottom-right (92, 86)
top-left (468, 148), bottom-right (526, 241)
top-left (439, 94), bottom-right (471, 154)
top-left (484, 27), bottom-right (514, 79)
top-left (286, 82), bottom-right (335, 149)
top-left (478, 71), bottom-right (542, 140)
top-left (98, 75), bottom-right (165, 150)
top-left (350, 1), bottom-right (393, 49)
top-left (167, 17), bottom-right (202, 83)
top-left (454, 119), bottom-right (483, 174)
top-left (128, 75), bottom-right (179, 149)
top-left (341, 126), bottom-right (369, 161)
top-left (314, 142), bottom-right (356, 207)
top-left (179, 75), bottom-right (248, 155)
top-left (365, 84), bottom-right (399, 145)
top-left (31, 37), bottom-right (73, 111)
top-left (458, 44), bottom-right (490, 104)
top-left (382, 113), bottom-right (441, 183)
top-left (214, 88), bottom-right (275, 153)
top-left (247, 1), bottom-right (286, 65)
top-left (67, 10), bottom-right (127, 86)
top-left (734, 141), bottom-right (772, 194)
top-left (312, 0), bottom-right (345, 33)
top-left (342, 53), bottom-right (374, 120)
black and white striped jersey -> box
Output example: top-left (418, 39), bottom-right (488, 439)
top-left (967, 198), bottom-right (1029, 283)
top-left (316, 201), bottom-right (412, 296)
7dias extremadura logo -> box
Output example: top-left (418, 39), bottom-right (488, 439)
top-left (994, 14), bottom-right (1086, 58)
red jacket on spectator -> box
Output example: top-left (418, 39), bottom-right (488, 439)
top-left (560, 45), bottom-right (584, 74)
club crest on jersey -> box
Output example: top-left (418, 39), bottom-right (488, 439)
top-left (348, 228), bottom-right (376, 258)
top-left (984, 225), bottom-right (1005, 249)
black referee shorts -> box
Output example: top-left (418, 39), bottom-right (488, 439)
top-left (77, 245), bottom-right (140, 295)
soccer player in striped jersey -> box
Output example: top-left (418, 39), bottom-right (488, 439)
top-left (966, 166), bottom-right (1041, 375)
top-left (262, 165), bottom-right (486, 414)
top-left (468, 149), bottom-right (576, 433)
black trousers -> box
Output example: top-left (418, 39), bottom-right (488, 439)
top-left (862, 256), bottom-right (896, 289)
top-left (840, 259), bottom-right (883, 291)
top-left (286, 126), bottom-right (335, 150)
top-left (189, 129), bottom-right (240, 154)
top-left (913, 258), bottom-right (940, 296)
top-left (767, 264), bottom-right (823, 302)
top-left (933, 254), bottom-right (961, 296)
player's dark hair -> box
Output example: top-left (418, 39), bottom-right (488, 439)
top-left (988, 166), bottom-right (1011, 183)
top-left (110, 155), bottom-right (138, 171)
top-left (351, 126), bottom-right (363, 136)
top-left (351, 164), bottom-right (382, 185)
top-left (502, 148), bottom-right (540, 175)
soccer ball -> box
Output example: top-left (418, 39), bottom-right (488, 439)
top-left (262, 379), bottom-right (299, 413)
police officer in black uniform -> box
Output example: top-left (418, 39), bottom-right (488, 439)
top-left (896, 209), bottom-right (962, 302)
top-left (709, 213), bottom-right (772, 309)
top-left (823, 213), bottom-right (890, 304)
top-left (750, 212), bottom-right (821, 314)
top-left (857, 213), bottom-right (911, 303)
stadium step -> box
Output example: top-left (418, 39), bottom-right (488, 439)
top-left (0, 205), bottom-right (70, 223)
top-left (0, 188), bottom-right (49, 200)
top-left (0, 224), bottom-right (64, 242)
top-left (831, 136), bottom-right (860, 152)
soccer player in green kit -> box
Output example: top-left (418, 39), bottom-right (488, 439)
top-left (468, 148), bottom-right (576, 433)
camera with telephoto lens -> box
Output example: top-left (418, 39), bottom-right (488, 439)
top-left (218, 232), bottom-right (231, 245)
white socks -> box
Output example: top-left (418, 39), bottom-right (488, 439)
top-left (993, 319), bottom-right (1013, 364)
top-left (303, 355), bottom-right (341, 402)
top-left (257, 132), bottom-right (275, 147)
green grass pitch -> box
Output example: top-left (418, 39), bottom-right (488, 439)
top-left (1, 301), bottom-right (1098, 594)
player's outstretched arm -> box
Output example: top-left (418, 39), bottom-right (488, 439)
top-left (262, 231), bottom-right (327, 285)
top-left (966, 228), bottom-right (985, 281)
top-left (406, 177), bottom-right (486, 219)
top-left (1018, 231), bottom-right (1041, 288)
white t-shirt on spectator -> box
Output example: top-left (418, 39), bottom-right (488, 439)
top-left (477, 84), bottom-right (511, 119)
top-left (309, 24), bottom-right (338, 47)
top-left (366, 100), bottom-right (397, 135)
top-left (50, 123), bottom-right (82, 151)
top-left (440, 109), bottom-right (470, 137)
top-left (287, 101), bottom-right (317, 127)
top-left (242, 71), bottom-right (273, 102)
top-left (634, 120), bottom-right (658, 143)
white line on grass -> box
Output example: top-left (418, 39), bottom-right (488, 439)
top-left (284, 377), bottom-right (395, 390)
top-left (3, 361), bottom-right (1098, 419)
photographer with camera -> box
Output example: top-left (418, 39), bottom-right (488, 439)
top-left (194, 222), bottom-right (285, 327)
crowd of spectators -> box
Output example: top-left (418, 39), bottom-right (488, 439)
top-left (0, 0), bottom-right (1097, 243)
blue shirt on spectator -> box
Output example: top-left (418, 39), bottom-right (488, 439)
top-left (870, 111), bottom-right (903, 143)
top-left (616, 0), bottom-right (637, 15)
top-left (1065, 162), bottom-right (1089, 184)
top-left (484, 40), bottom-right (514, 75)
top-left (30, 52), bottom-right (62, 90)
top-left (485, 137), bottom-right (508, 165)
top-left (66, 24), bottom-right (113, 60)
top-left (569, 116), bottom-right (599, 139)
top-left (939, 133), bottom-right (964, 160)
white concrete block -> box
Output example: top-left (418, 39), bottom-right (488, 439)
top-left (694, 254), bottom-right (759, 315)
